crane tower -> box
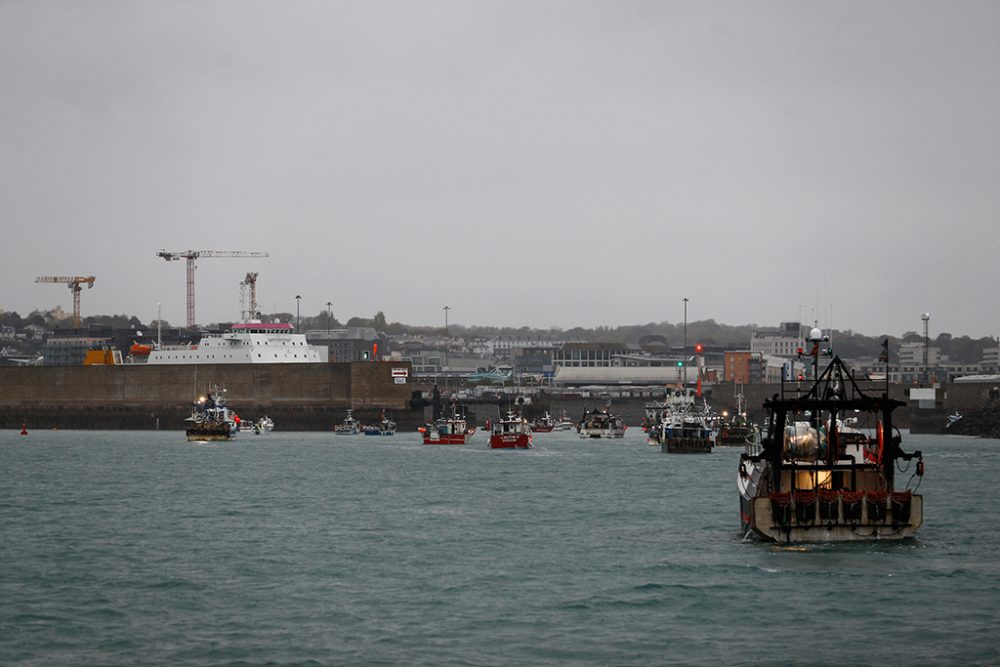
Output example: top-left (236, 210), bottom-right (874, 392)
top-left (35, 276), bottom-right (96, 328)
top-left (157, 250), bottom-right (268, 328)
top-left (240, 272), bottom-right (259, 322)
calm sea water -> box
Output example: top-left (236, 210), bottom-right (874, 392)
top-left (2, 427), bottom-right (998, 666)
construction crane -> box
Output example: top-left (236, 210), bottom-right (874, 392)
top-left (35, 275), bottom-right (96, 328)
top-left (156, 250), bottom-right (268, 328)
top-left (240, 272), bottom-right (259, 322)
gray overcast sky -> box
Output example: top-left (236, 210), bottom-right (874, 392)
top-left (2, 1), bottom-right (998, 338)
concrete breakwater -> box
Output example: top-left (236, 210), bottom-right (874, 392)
top-left (2, 361), bottom-right (994, 434)
top-left (0, 362), bottom-right (417, 432)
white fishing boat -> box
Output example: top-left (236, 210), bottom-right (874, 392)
top-left (577, 407), bottom-right (627, 439)
top-left (334, 409), bottom-right (360, 435)
top-left (551, 413), bottom-right (575, 432)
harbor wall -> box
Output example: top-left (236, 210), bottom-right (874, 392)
top-left (0, 362), bottom-right (416, 431)
top-left (2, 360), bottom-right (994, 434)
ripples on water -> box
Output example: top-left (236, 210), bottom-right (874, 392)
top-left (2, 429), bottom-right (998, 666)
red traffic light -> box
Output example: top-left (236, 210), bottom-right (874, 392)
top-left (694, 343), bottom-right (704, 354)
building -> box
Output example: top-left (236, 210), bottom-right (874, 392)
top-left (750, 322), bottom-right (803, 358)
top-left (512, 346), bottom-right (555, 379)
top-left (724, 351), bottom-right (764, 384)
top-left (42, 335), bottom-right (114, 366)
top-left (553, 342), bottom-right (634, 368)
top-left (306, 327), bottom-right (382, 362)
top-left (897, 341), bottom-right (940, 368)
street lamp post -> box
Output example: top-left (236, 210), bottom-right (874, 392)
top-left (922, 312), bottom-right (930, 384)
top-left (682, 297), bottom-right (689, 387)
top-left (443, 305), bottom-right (451, 375)
top-left (295, 295), bottom-right (301, 330)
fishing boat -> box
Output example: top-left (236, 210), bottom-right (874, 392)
top-left (529, 412), bottom-right (555, 433)
top-left (644, 388), bottom-right (699, 445)
top-left (717, 391), bottom-right (758, 446)
top-left (240, 416), bottom-right (275, 434)
top-left (364, 412), bottom-right (397, 436)
top-left (657, 406), bottom-right (716, 453)
top-left (738, 335), bottom-right (925, 542)
top-left (334, 409), bottom-right (360, 435)
top-left (488, 410), bottom-right (533, 448)
top-left (551, 412), bottom-right (575, 432)
top-left (577, 407), bottom-right (627, 439)
top-left (420, 406), bottom-right (476, 445)
top-left (185, 389), bottom-right (239, 441)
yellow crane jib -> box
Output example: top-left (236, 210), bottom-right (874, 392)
top-left (34, 276), bottom-right (96, 328)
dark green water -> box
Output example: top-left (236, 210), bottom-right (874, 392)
top-left (2, 428), bottom-right (998, 666)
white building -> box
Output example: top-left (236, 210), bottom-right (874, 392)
top-left (750, 322), bottom-right (803, 358)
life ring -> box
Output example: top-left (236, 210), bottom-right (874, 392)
top-left (863, 420), bottom-right (884, 464)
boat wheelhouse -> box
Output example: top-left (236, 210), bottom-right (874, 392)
top-left (738, 342), bottom-right (924, 543)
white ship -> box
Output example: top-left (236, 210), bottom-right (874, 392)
top-left (146, 322), bottom-right (327, 365)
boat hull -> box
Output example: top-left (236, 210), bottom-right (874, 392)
top-left (489, 433), bottom-right (532, 449)
top-left (422, 430), bottom-right (475, 445)
top-left (530, 426), bottom-right (554, 433)
top-left (186, 423), bottom-right (235, 441)
top-left (661, 437), bottom-right (713, 453)
top-left (741, 493), bottom-right (923, 542)
top-left (579, 429), bottom-right (626, 439)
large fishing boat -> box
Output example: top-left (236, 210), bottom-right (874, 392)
top-left (145, 322), bottom-right (327, 364)
top-left (488, 410), bottom-right (533, 448)
top-left (738, 333), bottom-right (925, 542)
top-left (420, 405), bottom-right (476, 445)
top-left (657, 406), bottom-right (716, 453)
top-left (644, 388), bottom-right (699, 444)
top-left (185, 389), bottom-right (239, 441)
top-left (577, 407), bottom-right (627, 439)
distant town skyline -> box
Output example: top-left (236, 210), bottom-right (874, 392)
top-left (2, 2), bottom-right (999, 338)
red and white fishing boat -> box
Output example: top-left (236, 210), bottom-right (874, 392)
top-left (529, 412), bottom-right (555, 433)
top-left (420, 408), bottom-right (476, 445)
top-left (488, 410), bottom-right (533, 449)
